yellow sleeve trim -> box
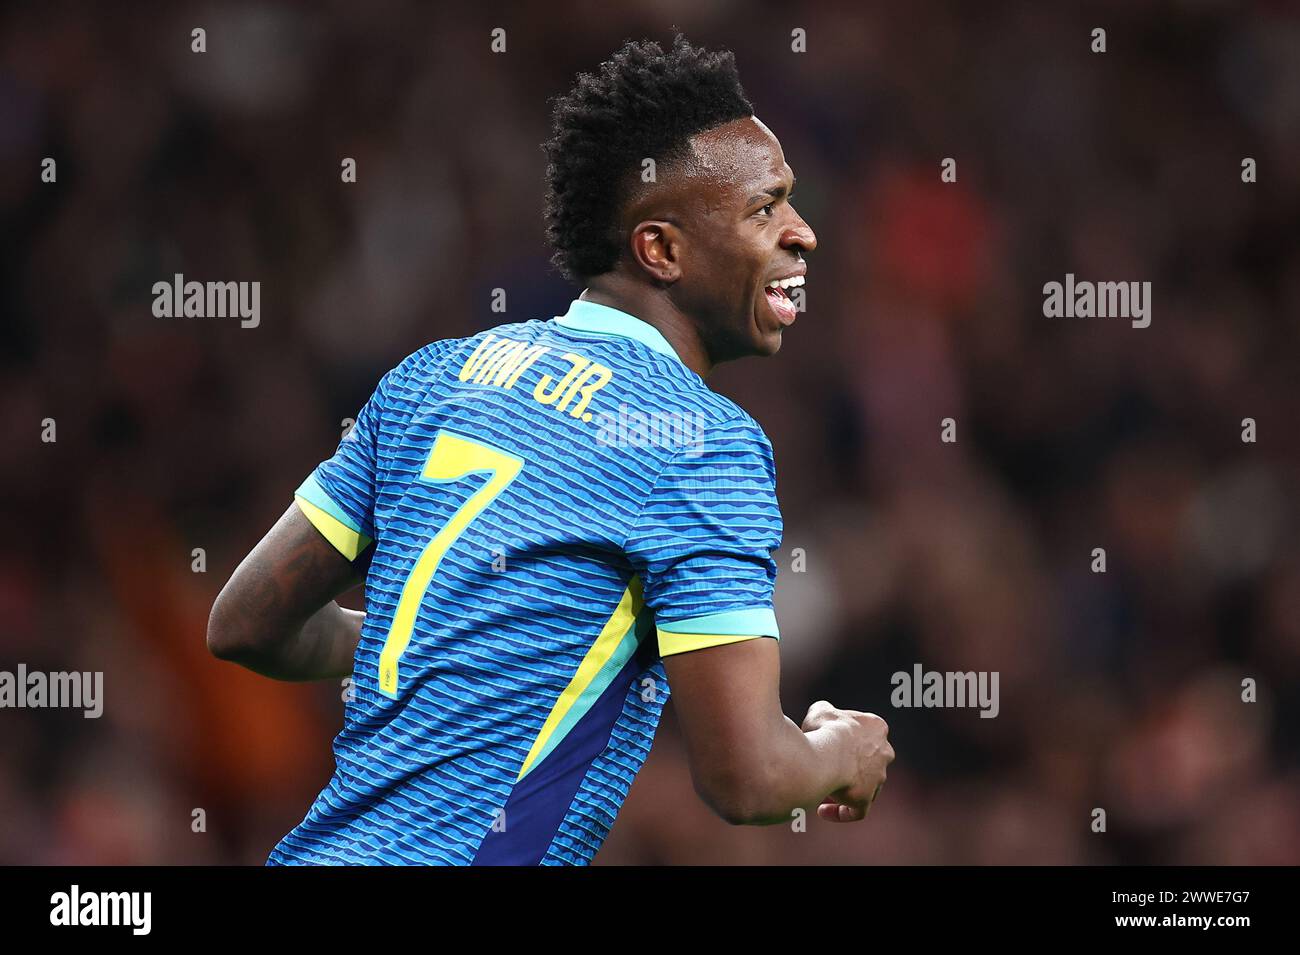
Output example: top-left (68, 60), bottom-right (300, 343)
top-left (657, 630), bottom-right (771, 658)
top-left (294, 494), bottom-right (372, 561)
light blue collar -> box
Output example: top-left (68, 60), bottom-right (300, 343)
top-left (554, 296), bottom-right (682, 365)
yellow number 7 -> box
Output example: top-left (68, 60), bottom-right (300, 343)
top-left (377, 431), bottom-right (523, 698)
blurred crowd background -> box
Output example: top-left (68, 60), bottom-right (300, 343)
top-left (2, 0), bottom-right (1299, 865)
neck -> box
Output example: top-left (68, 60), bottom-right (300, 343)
top-left (579, 275), bottom-right (713, 377)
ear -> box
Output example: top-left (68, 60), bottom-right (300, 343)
top-left (629, 220), bottom-right (684, 285)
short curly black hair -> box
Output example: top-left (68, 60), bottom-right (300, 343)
top-left (543, 35), bottom-right (754, 283)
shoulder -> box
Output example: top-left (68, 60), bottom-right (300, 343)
top-left (645, 362), bottom-right (774, 446)
top-left (647, 392), bottom-right (776, 493)
top-left (397, 324), bottom-right (527, 373)
top-left (380, 321), bottom-right (543, 387)
top-left (695, 394), bottom-right (775, 462)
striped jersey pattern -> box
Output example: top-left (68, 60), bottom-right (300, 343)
top-left (267, 297), bottom-right (783, 865)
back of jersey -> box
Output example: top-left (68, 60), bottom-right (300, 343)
top-left (268, 297), bottom-right (783, 865)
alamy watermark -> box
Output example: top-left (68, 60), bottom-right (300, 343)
top-left (152, 273), bottom-right (260, 328)
top-left (1042, 273), bottom-right (1151, 328)
top-left (50, 885), bottom-right (150, 935)
top-left (0, 665), bottom-right (103, 718)
top-left (594, 403), bottom-right (705, 457)
top-left (891, 664), bottom-right (999, 718)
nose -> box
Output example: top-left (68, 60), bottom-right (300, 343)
top-left (782, 210), bottom-right (817, 254)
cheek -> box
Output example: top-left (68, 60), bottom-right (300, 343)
top-left (691, 227), bottom-right (763, 310)
top-left (720, 241), bottom-right (764, 292)
top-left (703, 250), bottom-right (751, 302)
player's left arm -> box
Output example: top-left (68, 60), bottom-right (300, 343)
top-left (207, 502), bottom-right (371, 681)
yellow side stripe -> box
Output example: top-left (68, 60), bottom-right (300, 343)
top-left (516, 580), bottom-right (642, 781)
top-left (658, 631), bottom-right (768, 657)
top-left (294, 494), bottom-right (372, 561)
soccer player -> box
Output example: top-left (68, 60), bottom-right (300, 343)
top-left (208, 35), bottom-right (894, 865)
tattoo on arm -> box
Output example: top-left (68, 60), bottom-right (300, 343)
top-left (211, 504), bottom-right (374, 681)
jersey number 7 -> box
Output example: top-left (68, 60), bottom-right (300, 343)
top-left (378, 431), bottom-right (524, 698)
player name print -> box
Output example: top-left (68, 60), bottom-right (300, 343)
top-left (457, 333), bottom-right (613, 425)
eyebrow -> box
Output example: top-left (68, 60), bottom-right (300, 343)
top-left (746, 175), bottom-right (797, 207)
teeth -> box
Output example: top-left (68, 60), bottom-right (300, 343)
top-left (767, 275), bottom-right (806, 290)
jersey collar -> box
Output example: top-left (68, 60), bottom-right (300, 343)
top-left (555, 296), bottom-right (683, 365)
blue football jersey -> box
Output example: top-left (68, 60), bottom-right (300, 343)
top-left (267, 297), bottom-right (783, 865)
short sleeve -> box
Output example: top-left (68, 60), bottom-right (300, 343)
top-left (623, 414), bottom-right (783, 657)
top-left (293, 368), bottom-right (397, 561)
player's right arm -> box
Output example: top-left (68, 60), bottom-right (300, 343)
top-left (209, 356), bottom-right (406, 681)
top-left (663, 637), bottom-right (893, 825)
top-left (207, 503), bottom-right (370, 681)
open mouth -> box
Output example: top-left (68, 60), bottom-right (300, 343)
top-left (763, 274), bottom-right (804, 327)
